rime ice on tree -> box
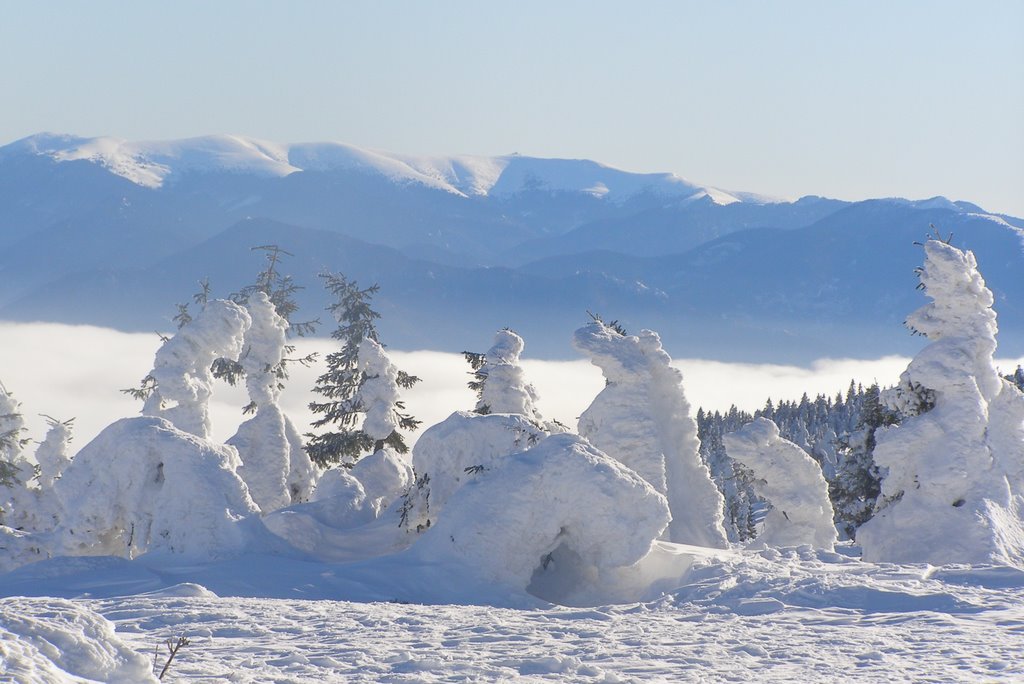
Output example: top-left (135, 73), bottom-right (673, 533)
top-left (573, 320), bottom-right (728, 548)
top-left (857, 239), bottom-right (1024, 565)
top-left (724, 417), bottom-right (838, 550)
top-left (229, 292), bottom-right (317, 512)
top-left (143, 299), bottom-right (252, 439)
top-left (474, 329), bottom-right (544, 422)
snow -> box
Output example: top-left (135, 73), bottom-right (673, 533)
top-left (574, 321), bottom-right (729, 548)
top-left (0, 597), bottom-right (156, 683)
top-left (476, 329), bottom-right (543, 420)
top-left (2, 547), bottom-right (1024, 682)
top-left (723, 417), bottom-right (838, 550)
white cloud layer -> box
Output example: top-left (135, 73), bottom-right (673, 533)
top-left (1, 322), bottom-right (1021, 458)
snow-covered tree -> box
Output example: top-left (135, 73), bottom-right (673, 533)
top-left (574, 318), bottom-right (728, 548)
top-left (723, 417), bottom-right (838, 550)
top-left (306, 274), bottom-right (420, 467)
top-left (465, 329), bottom-right (543, 420)
top-left (35, 416), bottom-right (74, 490)
top-left (0, 382), bottom-right (33, 529)
top-left (132, 299), bottom-right (252, 440)
top-left (228, 291), bottom-right (317, 512)
top-left (858, 238), bottom-right (1024, 565)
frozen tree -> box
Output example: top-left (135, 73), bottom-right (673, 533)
top-left (723, 417), bottom-right (838, 550)
top-left (574, 318), bottom-right (728, 548)
top-left (133, 299), bottom-right (252, 439)
top-left (0, 382), bottom-right (34, 530)
top-left (468, 329), bottom-right (544, 422)
top-left (54, 417), bottom-right (260, 558)
top-left (228, 291), bottom-right (317, 512)
top-left (35, 416), bottom-right (74, 490)
top-left (858, 238), bottom-right (1024, 565)
top-left (306, 274), bottom-right (420, 466)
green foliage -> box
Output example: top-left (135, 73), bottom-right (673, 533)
top-left (306, 273), bottom-right (420, 467)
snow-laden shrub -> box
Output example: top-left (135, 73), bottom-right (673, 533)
top-left (349, 447), bottom-right (413, 517)
top-left (143, 299), bottom-right (251, 439)
top-left (723, 417), bottom-right (838, 550)
top-left (412, 433), bottom-right (670, 598)
top-left (229, 292), bottom-right (317, 513)
top-left (574, 321), bottom-right (728, 548)
top-left (408, 411), bottom-right (546, 529)
top-left (475, 329), bottom-right (544, 420)
top-left (54, 417), bottom-right (259, 558)
top-left (858, 240), bottom-right (1024, 565)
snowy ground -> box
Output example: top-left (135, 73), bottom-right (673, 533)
top-left (4, 546), bottom-right (1023, 682)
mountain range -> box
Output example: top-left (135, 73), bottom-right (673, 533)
top-left (2, 133), bottom-right (1022, 362)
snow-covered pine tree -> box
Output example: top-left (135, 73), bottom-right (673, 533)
top-left (0, 381), bottom-right (28, 491)
top-left (857, 237), bottom-right (1024, 565)
top-left (306, 273), bottom-right (420, 467)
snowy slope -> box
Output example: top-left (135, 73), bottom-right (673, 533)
top-left (4, 133), bottom-right (753, 203)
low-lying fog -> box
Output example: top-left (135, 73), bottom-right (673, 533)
top-left (4, 322), bottom-right (1021, 453)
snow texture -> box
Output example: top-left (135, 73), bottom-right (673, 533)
top-left (476, 329), bottom-right (544, 421)
top-left (413, 433), bottom-right (670, 599)
top-left (858, 240), bottom-right (1024, 565)
top-left (723, 417), bottom-right (838, 550)
top-left (0, 597), bottom-right (157, 683)
top-left (411, 411), bottom-right (547, 526)
top-left (54, 416), bottom-right (259, 558)
top-left (143, 299), bottom-right (251, 439)
top-left (229, 292), bottom-right (317, 512)
top-left (574, 321), bottom-right (728, 548)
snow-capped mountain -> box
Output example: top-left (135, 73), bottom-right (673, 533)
top-left (1, 133), bottom-right (1021, 361)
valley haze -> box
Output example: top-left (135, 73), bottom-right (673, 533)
top-left (2, 133), bottom-right (1022, 364)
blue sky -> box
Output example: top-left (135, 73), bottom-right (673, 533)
top-left (2, 1), bottom-right (1022, 215)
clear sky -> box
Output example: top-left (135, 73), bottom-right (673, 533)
top-left (2, 1), bottom-right (1022, 215)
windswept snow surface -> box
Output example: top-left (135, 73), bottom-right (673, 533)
top-left (3, 548), bottom-right (1024, 682)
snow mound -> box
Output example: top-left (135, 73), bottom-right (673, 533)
top-left (574, 321), bottom-right (728, 548)
top-left (723, 417), bottom-right (838, 550)
top-left (0, 597), bottom-right (157, 683)
top-left (412, 433), bottom-right (670, 600)
top-left (858, 240), bottom-right (1024, 565)
top-left (55, 416), bottom-right (259, 558)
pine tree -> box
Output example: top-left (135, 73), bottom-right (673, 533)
top-left (306, 273), bottom-right (420, 467)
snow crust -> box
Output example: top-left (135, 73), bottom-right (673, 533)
top-left (143, 299), bottom-right (251, 439)
top-left (858, 240), bottom-right (1024, 565)
top-left (723, 417), bottom-right (838, 549)
top-left (412, 433), bottom-right (670, 598)
top-left (574, 321), bottom-right (728, 548)
top-left (54, 417), bottom-right (259, 558)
